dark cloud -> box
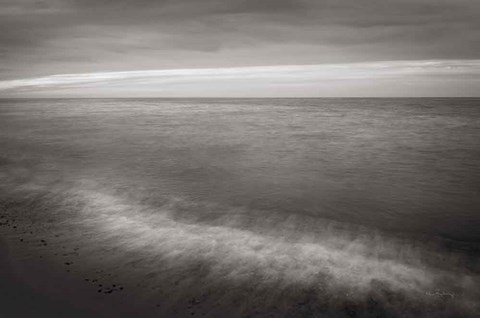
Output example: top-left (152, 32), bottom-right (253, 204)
top-left (0, 0), bottom-right (478, 82)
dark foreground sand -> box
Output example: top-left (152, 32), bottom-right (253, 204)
top-left (0, 236), bottom-right (133, 318)
top-left (0, 238), bottom-right (94, 318)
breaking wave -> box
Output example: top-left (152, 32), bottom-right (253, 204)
top-left (1, 173), bottom-right (479, 317)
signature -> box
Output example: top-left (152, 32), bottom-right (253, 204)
top-left (425, 291), bottom-right (455, 298)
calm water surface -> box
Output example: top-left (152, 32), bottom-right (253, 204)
top-left (1, 98), bottom-right (479, 241)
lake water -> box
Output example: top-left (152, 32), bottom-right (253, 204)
top-left (1, 98), bottom-right (479, 317)
top-left (1, 98), bottom-right (479, 240)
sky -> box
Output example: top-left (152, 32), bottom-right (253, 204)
top-left (0, 0), bottom-right (479, 97)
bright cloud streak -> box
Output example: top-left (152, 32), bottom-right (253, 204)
top-left (1, 60), bottom-right (479, 97)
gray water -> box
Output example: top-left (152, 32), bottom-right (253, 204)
top-left (1, 98), bottom-right (479, 317)
top-left (1, 98), bottom-right (479, 240)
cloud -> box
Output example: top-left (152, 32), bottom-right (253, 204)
top-left (1, 60), bottom-right (479, 97)
top-left (0, 0), bottom-right (478, 85)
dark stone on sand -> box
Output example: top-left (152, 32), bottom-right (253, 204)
top-left (344, 303), bottom-right (357, 317)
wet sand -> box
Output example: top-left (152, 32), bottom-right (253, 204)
top-left (0, 222), bottom-right (132, 318)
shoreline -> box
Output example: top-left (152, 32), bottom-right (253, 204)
top-left (1, 186), bottom-right (479, 318)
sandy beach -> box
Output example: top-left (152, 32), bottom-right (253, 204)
top-left (0, 213), bottom-right (134, 318)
